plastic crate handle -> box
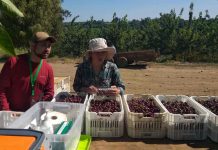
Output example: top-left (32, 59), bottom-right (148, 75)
top-left (97, 112), bottom-right (113, 117)
top-left (11, 112), bottom-right (22, 118)
top-left (182, 114), bottom-right (199, 121)
top-left (154, 112), bottom-right (167, 118)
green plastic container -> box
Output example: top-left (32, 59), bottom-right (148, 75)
top-left (76, 135), bottom-right (91, 150)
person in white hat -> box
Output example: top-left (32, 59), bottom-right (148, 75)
top-left (0, 31), bottom-right (56, 111)
top-left (73, 38), bottom-right (125, 95)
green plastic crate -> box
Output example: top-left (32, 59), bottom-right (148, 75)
top-left (76, 135), bottom-right (91, 150)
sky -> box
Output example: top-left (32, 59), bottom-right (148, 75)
top-left (62, 0), bottom-right (218, 22)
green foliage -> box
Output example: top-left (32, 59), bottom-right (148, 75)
top-left (3, 1), bottom-right (218, 63)
top-left (1, 0), bottom-right (63, 47)
top-left (0, 26), bottom-right (15, 55)
top-left (0, 0), bottom-right (24, 56)
top-left (58, 8), bottom-right (218, 63)
top-left (0, 0), bottom-right (23, 17)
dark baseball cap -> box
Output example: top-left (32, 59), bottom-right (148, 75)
top-left (31, 32), bottom-right (56, 43)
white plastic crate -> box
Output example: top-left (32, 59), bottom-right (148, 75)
top-left (123, 94), bottom-right (167, 138)
top-left (190, 96), bottom-right (218, 143)
top-left (62, 76), bottom-right (71, 92)
top-left (0, 111), bottom-right (23, 128)
top-left (9, 102), bottom-right (85, 150)
top-left (54, 76), bottom-right (71, 96)
top-left (86, 95), bottom-right (124, 137)
top-left (156, 95), bottom-right (208, 140)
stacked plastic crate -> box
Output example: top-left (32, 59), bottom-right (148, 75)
top-left (123, 94), bottom-right (167, 138)
top-left (86, 95), bottom-right (124, 137)
top-left (54, 76), bottom-right (71, 96)
top-left (190, 96), bottom-right (218, 143)
top-left (62, 76), bottom-right (71, 92)
top-left (156, 95), bottom-right (208, 140)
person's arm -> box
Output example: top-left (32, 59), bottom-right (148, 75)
top-left (0, 58), bottom-right (14, 110)
top-left (41, 66), bottom-right (54, 101)
top-left (111, 64), bottom-right (125, 95)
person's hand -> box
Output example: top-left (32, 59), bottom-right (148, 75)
top-left (105, 86), bottom-right (120, 96)
top-left (84, 85), bottom-right (98, 94)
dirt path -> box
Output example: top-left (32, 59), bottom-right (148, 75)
top-left (1, 61), bottom-right (218, 149)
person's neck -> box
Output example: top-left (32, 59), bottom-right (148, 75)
top-left (29, 52), bottom-right (41, 63)
top-left (91, 61), bottom-right (103, 73)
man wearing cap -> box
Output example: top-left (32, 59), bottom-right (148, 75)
top-left (0, 32), bottom-right (56, 111)
top-left (73, 38), bottom-right (125, 95)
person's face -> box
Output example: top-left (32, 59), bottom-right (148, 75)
top-left (32, 40), bottom-right (52, 59)
top-left (91, 51), bottom-right (107, 64)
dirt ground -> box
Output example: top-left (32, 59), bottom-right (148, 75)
top-left (51, 61), bottom-right (218, 96)
top-left (1, 61), bottom-right (218, 150)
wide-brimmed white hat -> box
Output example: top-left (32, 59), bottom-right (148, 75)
top-left (86, 38), bottom-right (115, 60)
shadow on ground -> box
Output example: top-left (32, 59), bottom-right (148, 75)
top-left (92, 137), bottom-right (218, 150)
top-left (74, 62), bottom-right (148, 69)
top-left (122, 64), bottom-right (148, 69)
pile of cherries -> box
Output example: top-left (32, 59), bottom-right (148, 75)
top-left (196, 97), bottom-right (218, 115)
top-left (127, 97), bottom-right (161, 117)
top-left (161, 100), bottom-right (196, 114)
top-left (89, 99), bottom-right (120, 113)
